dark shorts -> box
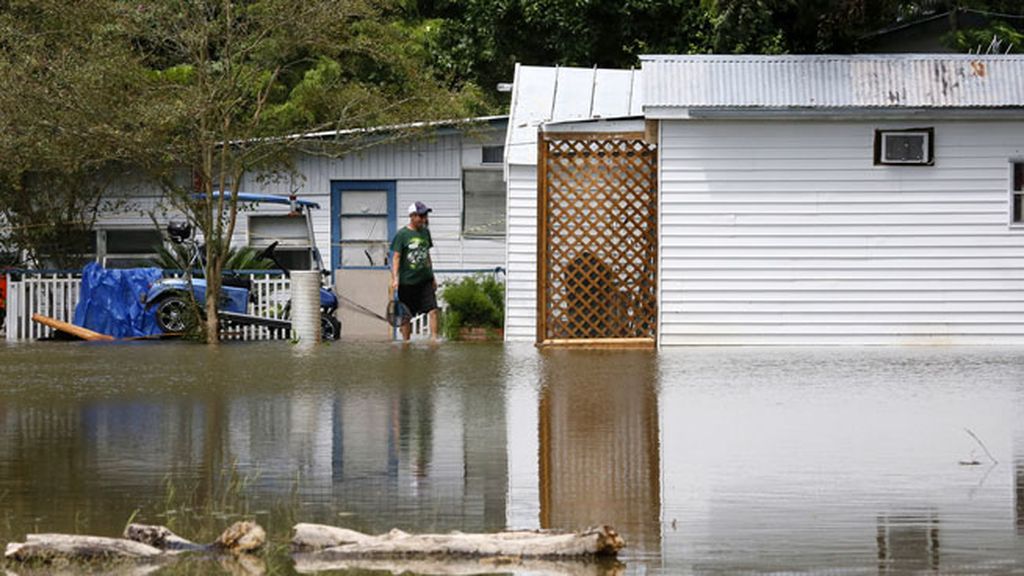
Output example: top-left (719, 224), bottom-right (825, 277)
top-left (398, 279), bottom-right (437, 317)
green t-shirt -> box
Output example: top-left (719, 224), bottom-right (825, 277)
top-left (390, 226), bottom-right (434, 285)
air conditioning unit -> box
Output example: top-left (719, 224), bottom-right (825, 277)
top-left (876, 129), bottom-right (933, 165)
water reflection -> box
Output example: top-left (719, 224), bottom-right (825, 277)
top-left (4, 344), bottom-right (1024, 574)
top-left (0, 343), bottom-right (509, 541)
top-left (538, 349), bottom-right (661, 552)
top-left (876, 511), bottom-right (940, 573)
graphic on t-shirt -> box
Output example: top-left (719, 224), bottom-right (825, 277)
top-left (406, 237), bottom-right (430, 269)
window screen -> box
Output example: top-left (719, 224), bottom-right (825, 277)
top-left (99, 228), bottom-right (162, 269)
top-left (482, 145), bottom-right (504, 164)
top-left (463, 169), bottom-right (505, 236)
top-left (106, 229), bottom-right (162, 254)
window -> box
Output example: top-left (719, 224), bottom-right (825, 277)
top-left (482, 145), bottom-right (504, 164)
top-left (249, 214), bottom-right (314, 270)
top-left (462, 169), bottom-right (505, 237)
top-left (339, 190), bottom-right (389, 267)
top-left (99, 228), bottom-right (163, 268)
top-left (1012, 161), bottom-right (1024, 225)
top-left (874, 128), bottom-right (934, 165)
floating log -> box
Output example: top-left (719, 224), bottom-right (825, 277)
top-left (293, 554), bottom-right (625, 575)
top-left (123, 521), bottom-right (265, 555)
top-left (5, 521), bottom-right (266, 564)
top-left (31, 313), bottom-right (115, 341)
top-left (291, 524), bottom-right (624, 558)
top-left (4, 534), bottom-right (162, 561)
top-left (123, 523), bottom-right (203, 551)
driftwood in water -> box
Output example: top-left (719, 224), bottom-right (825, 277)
top-left (122, 524), bottom-right (203, 551)
top-left (31, 313), bottom-right (115, 341)
top-left (4, 535), bottom-right (163, 562)
top-left (293, 554), bottom-right (625, 575)
top-left (4, 521), bottom-right (266, 564)
top-left (291, 523), bottom-right (624, 558)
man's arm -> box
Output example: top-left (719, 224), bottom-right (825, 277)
top-left (390, 251), bottom-right (401, 292)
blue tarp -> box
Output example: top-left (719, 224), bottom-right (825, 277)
top-left (73, 262), bottom-right (163, 338)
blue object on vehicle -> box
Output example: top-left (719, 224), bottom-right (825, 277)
top-left (74, 262), bottom-right (163, 338)
top-left (193, 191), bottom-right (321, 209)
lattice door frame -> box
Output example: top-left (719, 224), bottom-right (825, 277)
top-left (536, 131), bottom-right (658, 347)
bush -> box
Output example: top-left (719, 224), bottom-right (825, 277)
top-left (440, 275), bottom-right (504, 340)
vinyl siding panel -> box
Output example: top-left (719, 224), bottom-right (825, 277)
top-left (659, 119), bottom-right (1024, 345)
top-left (238, 126), bottom-right (506, 273)
top-left (505, 164), bottom-right (538, 341)
top-left (396, 180), bottom-right (504, 271)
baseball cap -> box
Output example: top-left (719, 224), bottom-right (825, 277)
top-left (408, 201), bottom-right (432, 215)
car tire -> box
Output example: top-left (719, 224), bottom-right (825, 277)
top-left (321, 312), bottom-right (341, 341)
top-left (155, 295), bottom-right (192, 333)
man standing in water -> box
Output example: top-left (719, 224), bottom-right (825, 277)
top-left (391, 201), bottom-right (439, 341)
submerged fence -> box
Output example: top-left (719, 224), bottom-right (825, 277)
top-left (3, 268), bottom-right (504, 342)
top-left (4, 271), bottom-right (295, 342)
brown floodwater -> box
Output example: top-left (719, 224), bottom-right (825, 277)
top-left (1, 341), bottom-right (1024, 574)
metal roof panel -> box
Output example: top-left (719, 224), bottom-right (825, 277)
top-left (507, 65), bottom-right (642, 165)
top-left (641, 54), bottom-right (1024, 110)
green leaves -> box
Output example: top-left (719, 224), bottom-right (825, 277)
top-left (440, 274), bottom-right (505, 340)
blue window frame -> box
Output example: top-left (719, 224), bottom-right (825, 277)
top-left (330, 180), bottom-right (397, 270)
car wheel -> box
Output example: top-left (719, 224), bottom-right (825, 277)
top-left (321, 312), bottom-right (341, 341)
top-left (156, 296), bottom-right (192, 333)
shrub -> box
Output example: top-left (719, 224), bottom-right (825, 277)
top-left (440, 275), bottom-right (504, 340)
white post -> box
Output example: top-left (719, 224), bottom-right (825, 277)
top-left (290, 271), bottom-right (321, 344)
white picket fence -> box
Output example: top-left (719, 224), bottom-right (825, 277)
top-left (4, 272), bottom-right (81, 341)
top-left (4, 271), bottom-right (296, 342)
top-left (3, 268), bottom-right (505, 342)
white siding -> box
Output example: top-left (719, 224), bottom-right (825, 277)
top-left (505, 164), bottom-right (538, 341)
top-left (235, 126), bottom-right (507, 272)
top-left (83, 123), bottom-right (506, 291)
top-left (94, 174), bottom-right (165, 230)
top-left (660, 119), bottom-right (1024, 345)
top-left (396, 180), bottom-right (504, 271)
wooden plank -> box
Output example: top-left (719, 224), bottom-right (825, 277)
top-left (536, 133), bottom-right (548, 345)
top-left (31, 314), bottom-right (114, 341)
top-left (540, 338), bottom-right (655, 348)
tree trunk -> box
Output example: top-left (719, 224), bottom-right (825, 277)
top-left (205, 265), bottom-right (221, 344)
top-left (5, 535), bottom-right (164, 561)
top-left (5, 522), bottom-right (265, 562)
top-left (290, 524), bottom-right (624, 558)
top-left (292, 554), bottom-right (625, 575)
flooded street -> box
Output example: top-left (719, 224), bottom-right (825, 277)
top-left (2, 342), bottom-right (1024, 574)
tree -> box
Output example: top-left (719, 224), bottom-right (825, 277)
top-left (127, 0), bottom-right (485, 343)
top-left (421, 0), bottom-right (714, 98)
top-left (0, 0), bottom-right (156, 268)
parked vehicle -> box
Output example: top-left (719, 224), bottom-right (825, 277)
top-left (144, 193), bottom-right (340, 340)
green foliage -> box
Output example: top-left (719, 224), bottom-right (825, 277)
top-left (149, 243), bottom-right (274, 273)
top-left (0, 0), bottom-right (158, 268)
top-left (949, 20), bottom-right (1024, 53)
top-left (439, 275), bottom-right (503, 340)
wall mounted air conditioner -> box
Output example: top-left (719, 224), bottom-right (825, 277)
top-left (875, 128), bottom-right (934, 166)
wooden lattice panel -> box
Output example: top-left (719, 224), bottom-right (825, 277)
top-left (538, 134), bottom-right (658, 343)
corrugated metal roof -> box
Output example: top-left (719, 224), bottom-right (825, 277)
top-left (641, 54), bottom-right (1024, 111)
top-left (506, 65), bottom-right (642, 165)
